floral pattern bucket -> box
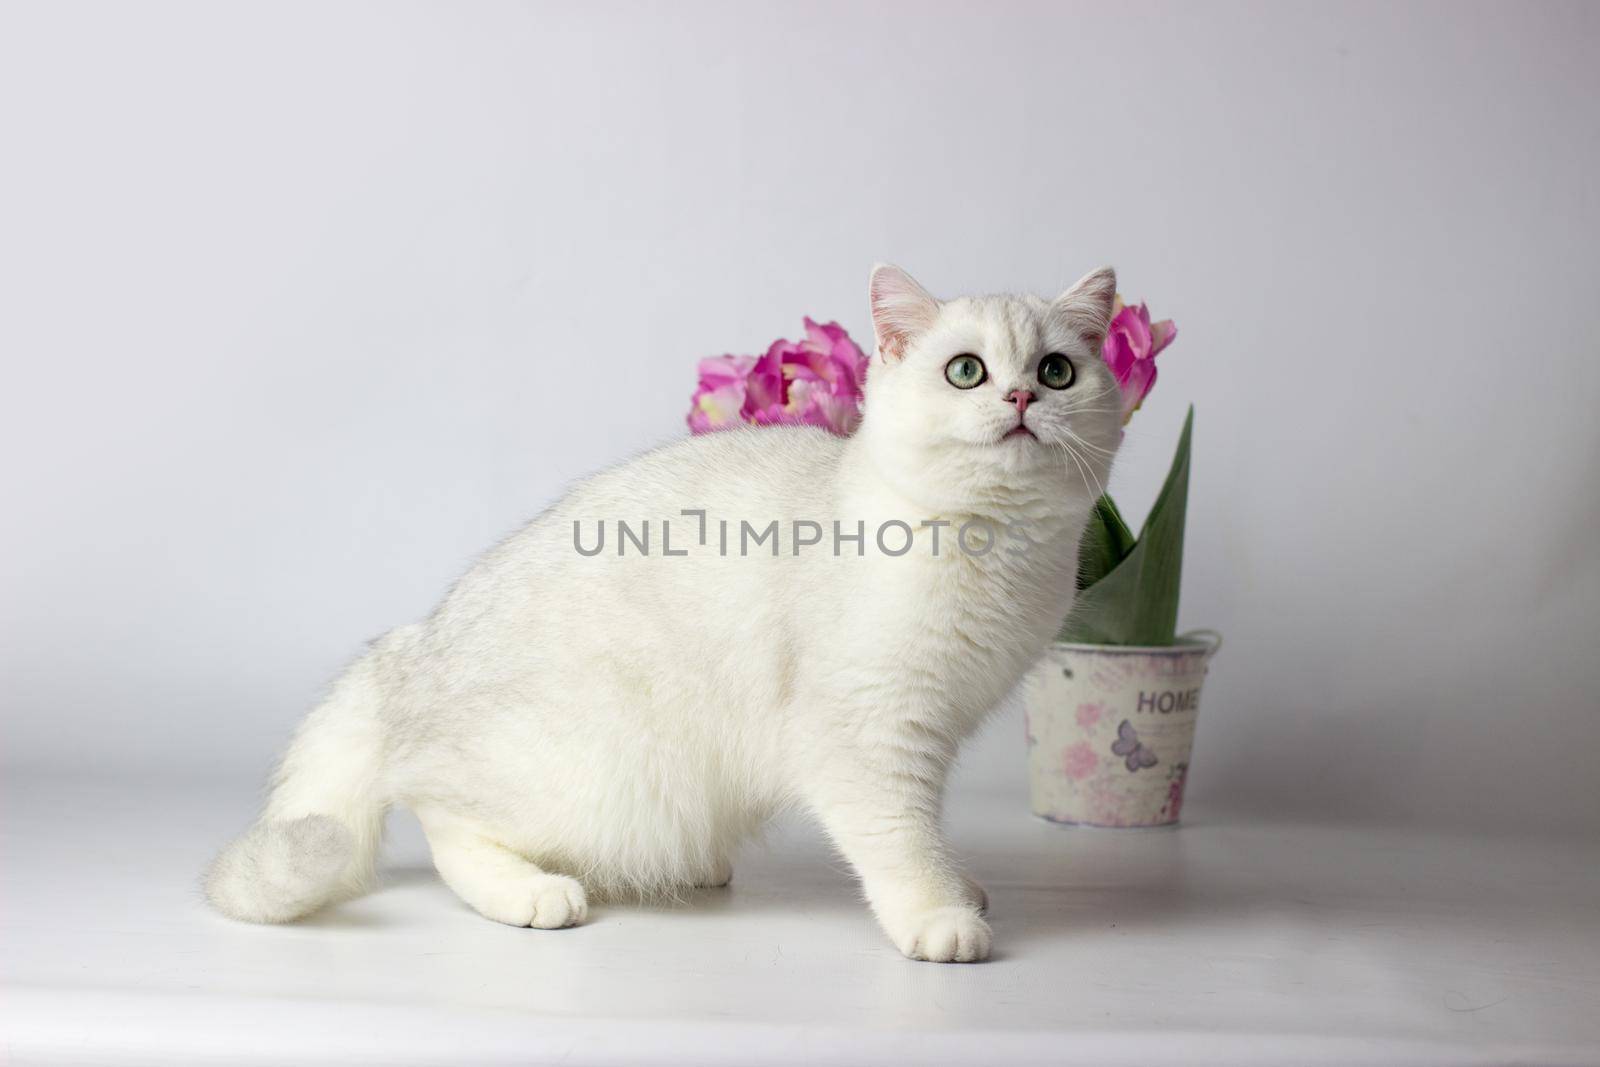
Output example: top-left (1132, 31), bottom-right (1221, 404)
top-left (1025, 632), bottom-right (1221, 828)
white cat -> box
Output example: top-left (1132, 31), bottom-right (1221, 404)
top-left (206, 265), bottom-right (1123, 963)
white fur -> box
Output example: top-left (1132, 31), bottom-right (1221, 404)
top-left (206, 266), bottom-right (1122, 962)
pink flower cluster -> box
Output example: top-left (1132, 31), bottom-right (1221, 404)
top-left (687, 319), bottom-right (870, 437)
top-left (1104, 297), bottom-right (1177, 422)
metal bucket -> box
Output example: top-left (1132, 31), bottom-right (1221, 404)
top-left (1025, 631), bottom-right (1221, 828)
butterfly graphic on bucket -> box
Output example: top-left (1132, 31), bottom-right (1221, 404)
top-left (1109, 719), bottom-right (1158, 772)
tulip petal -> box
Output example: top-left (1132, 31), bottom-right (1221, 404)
top-left (1120, 360), bottom-right (1157, 421)
top-left (687, 381), bottom-right (748, 433)
top-left (1149, 319), bottom-right (1177, 357)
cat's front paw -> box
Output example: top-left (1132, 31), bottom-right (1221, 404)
top-left (479, 873), bottom-right (588, 930)
top-left (889, 905), bottom-right (992, 963)
top-left (959, 874), bottom-right (989, 915)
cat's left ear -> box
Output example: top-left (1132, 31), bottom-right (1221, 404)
top-left (869, 264), bottom-right (940, 362)
top-left (1053, 267), bottom-right (1118, 348)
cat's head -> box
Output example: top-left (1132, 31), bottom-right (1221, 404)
top-left (857, 265), bottom-right (1123, 514)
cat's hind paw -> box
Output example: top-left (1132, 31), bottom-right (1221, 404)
top-left (893, 906), bottom-right (992, 963)
top-left (694, 856), bottom-right (733, 888)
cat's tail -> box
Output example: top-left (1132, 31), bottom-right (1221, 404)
top-left (204, 631), bottom-right (403, 923)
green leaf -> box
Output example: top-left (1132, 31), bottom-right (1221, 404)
top-left (1059, 406), bottom-right (1193, 646)
top-left (1076, 494), bottom-right (1136, 590)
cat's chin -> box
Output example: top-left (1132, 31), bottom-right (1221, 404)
top-left (969, 437), bottom-right (1069, 484)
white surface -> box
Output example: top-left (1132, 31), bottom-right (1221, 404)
top-left (2, 2), bottom-right (1599, 834)
top-left (4, 775), bottom-right (1597, 1066)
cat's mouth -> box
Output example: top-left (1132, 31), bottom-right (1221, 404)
top-left (1003, 423), bottom-right (1037, 441)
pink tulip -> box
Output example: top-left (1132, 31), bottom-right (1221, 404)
top-left (687, 318), bottom-right (870, 436)
top-left (1102, 297), bottom-right (1177, 422)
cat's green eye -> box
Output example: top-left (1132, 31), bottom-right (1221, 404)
top-left (1038, 353), bottom-right (1075, 390)
top-left (944, 354), bottom-right (987, 390)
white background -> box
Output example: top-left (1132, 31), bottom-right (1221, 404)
top-left (3, 1), bottom-right (1596, 833)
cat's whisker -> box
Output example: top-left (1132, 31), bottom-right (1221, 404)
top-left (1072, 380), bottom-right (1121, 404)
top-left (1055, 439), bottom-right (1102, 503)
top-left (1061, 435), bottom-right (1109, 502)
top-left (1059, 426), bottom-right (1117, 458)
top-left (1062, 380), bottom-right (1121, 410)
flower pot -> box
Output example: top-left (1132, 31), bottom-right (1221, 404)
top-left (1025, 631), bottom-right (1220, 828)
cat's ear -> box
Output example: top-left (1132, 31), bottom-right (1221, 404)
top-left (1053, 267), bottom-right (1117, 348)
top-left (869, 264), bottom-right (940, 362)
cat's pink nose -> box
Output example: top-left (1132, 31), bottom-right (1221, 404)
top-left (1004, 389), bottom-right (1035, 414)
